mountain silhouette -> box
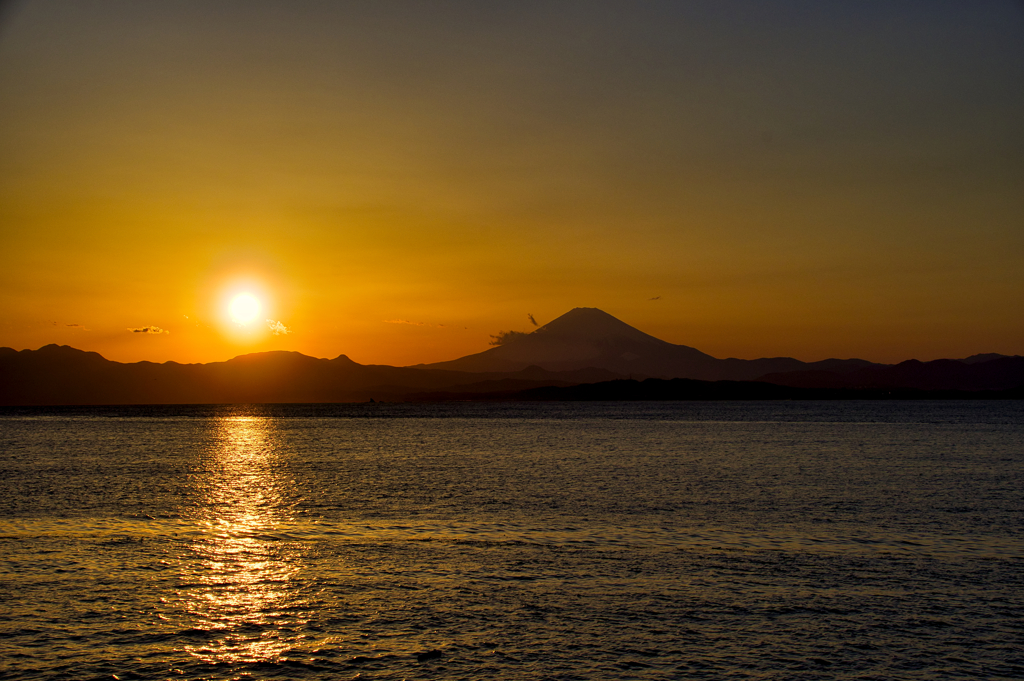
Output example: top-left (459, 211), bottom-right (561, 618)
top-left (759, 356), bottom-right (1024, 392)
top-left (1, 307), bottom-right (1019, 405)
top-left (418, 307), bottom-right (875, 380)
top-left (0, 344), bottom-right (615, 405)
top-left (420, 307), bottom-right (712, 373)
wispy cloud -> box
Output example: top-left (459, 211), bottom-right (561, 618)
top-left (648, 296), bottom-right (661, 301)
top-left (489, 330), bottom-right (529, 346)
top-left (383, 319), bottom-right (451, 328)
top-left (267, 319), bottom-right (291, 335)
top-left (128, 326), bottom-right (168, 334)
top-left (527, 313), bottom-right (538, 327)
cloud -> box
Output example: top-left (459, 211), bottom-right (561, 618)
top-left (128, 326), bottom-right (168, 334)
top-left (489, 330), bottom-right (529, 346)
top-left (648, 296), bottom-right (661, 301)
top-left (267, 319), bottom-right (291, 335)
top-left (383, 319), bottom-right (451, 328)
top-left (527, 313), bottom-right (538, 327)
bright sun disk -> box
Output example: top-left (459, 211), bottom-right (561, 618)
top-left (229, 293), bottom-right (262, 325)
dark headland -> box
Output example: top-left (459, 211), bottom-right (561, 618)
top-left (1, 308), bottom-right (1021, 405)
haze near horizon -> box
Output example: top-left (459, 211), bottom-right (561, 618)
top-left (1, 1), bottom-right (1021, 366)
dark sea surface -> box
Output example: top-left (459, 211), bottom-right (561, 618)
top-left (1, 401), bottom-right (1022, 680)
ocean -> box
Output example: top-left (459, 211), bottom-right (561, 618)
top-left (1, 401), bottom-right (1022, 680)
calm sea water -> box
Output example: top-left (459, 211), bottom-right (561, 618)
top-left (1, 401), bottom-right (1022, 680)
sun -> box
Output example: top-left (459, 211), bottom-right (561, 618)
top-left (229, 293), bottom-right (262, 325)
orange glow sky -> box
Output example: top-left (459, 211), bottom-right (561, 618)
top-left (1, 1), bottom-right (1022, 366)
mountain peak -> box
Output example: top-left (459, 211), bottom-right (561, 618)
top-left (535, 307), bottom-right (665, 345)
top-left (226, 350), bottom-right (323, 366)
top-left (33, 344), bottom-right (108, 362)
top-left (417, 306), bottom-right (714, 374)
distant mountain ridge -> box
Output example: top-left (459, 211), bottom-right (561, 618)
top-left (760, 356), bottom-right (1024, 392)
top-left (0, 343), bottom-right (615, 405)
top-left (1, 307), bottom-right (1020, 404)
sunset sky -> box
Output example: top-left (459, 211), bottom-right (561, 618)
top-left (1, 1), bottom-right (1021, 366)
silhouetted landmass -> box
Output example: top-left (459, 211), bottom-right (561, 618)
top-left (0, 345), bottom-right (617, 405)
top-left (759, 356), bottom-right (1024, 392)
top-left (416, 307), bottom-right (880, 380)
top-left (1, 307), bottom-right (1020, 405)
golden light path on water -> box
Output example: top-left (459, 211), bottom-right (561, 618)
top-left (177, 414), bottom-right (313, 666)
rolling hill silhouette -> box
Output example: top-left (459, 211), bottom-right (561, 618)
top-left (0, 344), bottom-right (614, 405)
top-left (759, 356), bottom-right (1024, 392)
top-left (1, 307), bottom-right (1020, 405)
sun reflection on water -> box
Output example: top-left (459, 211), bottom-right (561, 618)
top-left (177, 413), bottom-right (310, 666)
